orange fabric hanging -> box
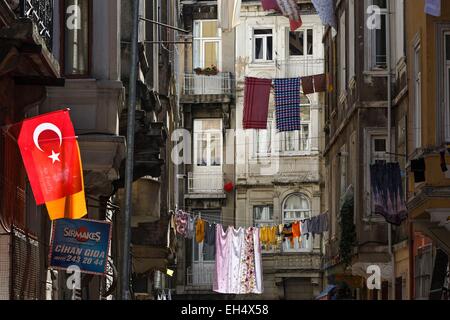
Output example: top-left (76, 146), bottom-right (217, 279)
top-left (195, 218), bottom-right (205, 243)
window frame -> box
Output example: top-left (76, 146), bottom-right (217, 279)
top-left (253, 28), bottom-right (274, 62)
top-left (193, 119), bottom-right (223, 168)
top-left (288, 28), bottom-right (314, 58)
top-left (253, 205), bottom-right (274, 227)
top-left (413, 39), bottom-right (422, 149)
top-left (443, 32), bottom-right (450, 142)
top-left (279, 95), bottom-right (312, 155)
top-left (193, 19), bottom-right (222, 69)
top-left (282, 194), bottom-right (313, 253)
top-left (60, 0), bottom-right (93, 78)
top-left (364, 129), bottom-right (391, 220)
top-left (365, 0), bottom-right (389, 70)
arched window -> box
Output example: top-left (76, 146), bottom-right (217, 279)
top-left (282, 194), bottom-right (312, 252)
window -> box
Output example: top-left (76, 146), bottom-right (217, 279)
top-left (444, 33), bottom-right (450, 141)
top-left (63, 0), bottom-right (91, 76)
top-left (253, 29), bottom-right (273, 61)
top-left (193, 20), bottom-right (222, 69)
top-left (413, 41), bottom-right (422, 149)
top-left (339, 13), bottom-right (346, 94)
top-left (339, 145), bottom-right (348, 199)
top-left (366, 0), bottom-right (388, 69)
top-left (280, 95), bottom-right (311, 153)
top-left (282, 194), bottom-right (312, 252)
top-left (414, 244), bottom-right (433, 300)
top-left (254, 118), bottom-right (273, 157)
top-left (253, 205), bottom-right (274, 227)
top-left (289, 29), bottom-right (313, 56)
top-left (366, 134), bottom-right (389, 216)
top-left (348, 0), bottom-right (355, 80)
top-left (194, 119), bottom-right (222, 167)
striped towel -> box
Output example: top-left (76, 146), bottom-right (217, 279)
top-left (243, 77), bottom-right (272, 129)
top-left (274, 78), bottom-right (301, 132)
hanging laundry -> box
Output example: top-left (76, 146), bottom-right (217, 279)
top-left (319, 213), bottom-right (329, 233)
top-left (268, 226), bottom-right (277, 248)
top-left (282, 223), bottom-right (294, 246)
top-left (313, 74), bottom-right (327, 93)
top-left (261, 0), bottom-right (303, 31)
top-left (214, 225), bottom-right (263, 294)
top-left (292, 221), bottom-right (301, 239)
top-left (311, 0), bottom-right (337, 30)
top-left (243, 77), bottom-right (272, 129)
top-left (301, 219), bottom-right (310, 234)
top-left (175, 210), bottom-right (188, 236)
top-left (218, 0), bottom-right (242, 32)
top-left (301, 76), bottom-right (314, 95)
top-left (425, 0), bottom-right (441, 17)
top-left (411, 158), bottom-right (426, 183)
top-left (440, 150), bottom-right (448, 173)
top-left (274, 78), bottom-right (302, 132)
top-left (370, 162), bottom-right (408, 226)
top-left (327, 73), bottom-right (334, 93)
top-left (195, 218), bottom-right (206, 243)
top-left (309, 216), bottom-right (319, 236)
top-left (186, 215), bottom-right (195, 239)
top-left (204, 223), bottom-right (217, 257)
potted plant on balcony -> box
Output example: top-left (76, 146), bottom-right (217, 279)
top-left (193, 65), bottom-right (219, 76)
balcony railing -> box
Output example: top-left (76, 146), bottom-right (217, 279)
top-left (19, 0), bottom-right (53, 49)
top-left (182, 72), bottom-right (232, 96)
top-left (186, 263), bottom-right (215, 287)
top-left (188, 172), bottom-right (224, 194)
top-left (275, 57), bottom-right (325, 78)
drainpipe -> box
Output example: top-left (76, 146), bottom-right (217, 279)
top-left (386, 0), bottom-right (396, 300)
top-left (121, 0), bottom-right (140, 300)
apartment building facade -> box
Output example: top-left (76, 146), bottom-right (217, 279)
top-left (234, 1), bottom-right (325, 300)
top-left (405, 0), bottom-right (450, 300)
top-left (174, 0), bottom-right (236, 298)
top-left (322, 0), bottom-right (410, 300)
top-left (0, 0), bottom-right (63, 300)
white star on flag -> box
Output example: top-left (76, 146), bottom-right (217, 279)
top-left (48, 150), bottom-right (61, 164)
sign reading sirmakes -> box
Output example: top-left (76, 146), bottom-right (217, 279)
top-left (49, 219), bottom-right (112, 275)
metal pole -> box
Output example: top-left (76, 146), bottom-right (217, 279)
top-left (139, 16), bottom-right (190, 33)
top-left (121, 0), bottom-right (140, 300)
top-left (386, 0), bottom-right (396, 300)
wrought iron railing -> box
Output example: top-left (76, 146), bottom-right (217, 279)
top-left (19, 0), bottom-right (53, 49)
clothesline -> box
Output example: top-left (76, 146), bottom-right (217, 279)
top-left (172, 209), bottom-right (329, 231)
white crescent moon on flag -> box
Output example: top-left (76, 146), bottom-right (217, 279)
top-left (33, 123), bottom-right (63, 152)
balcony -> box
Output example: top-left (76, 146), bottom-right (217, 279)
top-left (187, 172), bottom-right (225, 194)
top-left (186, 263), bottom-right (214, 287)
top-left (18, 0), bottom-right (53, 50)
top-left (275, 57), bottom-right (324, 78)
top-left (180, 72), bottom-right (233, 104)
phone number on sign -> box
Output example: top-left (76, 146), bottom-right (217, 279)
top-left (53, 255), bottom-right (104, 265)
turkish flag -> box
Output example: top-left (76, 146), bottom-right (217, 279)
top-left (17, 110), bottom-right (83, 205)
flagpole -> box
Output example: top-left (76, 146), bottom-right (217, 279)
top-left (121, 0), bottom-right (140, 300)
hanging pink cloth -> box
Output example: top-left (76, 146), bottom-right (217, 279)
top-left (213, 225), bottom-right (263, 294)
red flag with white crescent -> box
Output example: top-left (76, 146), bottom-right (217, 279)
top-left (17, 110), bottom-right (83, 205)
